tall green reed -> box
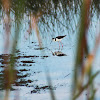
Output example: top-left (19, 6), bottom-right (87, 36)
top-left (72, 0), bottom-right (100, 100)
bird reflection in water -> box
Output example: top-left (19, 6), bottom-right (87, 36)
top-left (46, 48), bottom-right (67, 56)
top-left (52, 51), bottom-right (67, 56)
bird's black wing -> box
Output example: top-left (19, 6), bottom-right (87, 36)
top-left (56, 35), bottom-right (66, 39)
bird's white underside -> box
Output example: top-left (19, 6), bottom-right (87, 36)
top-left (53, 38), bottom-right (62, 42)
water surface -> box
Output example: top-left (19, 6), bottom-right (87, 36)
top-left (0, 0), bottom-right (100, 100)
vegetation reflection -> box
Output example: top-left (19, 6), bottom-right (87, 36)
top-left (0, 0), bottom-right (100, 100)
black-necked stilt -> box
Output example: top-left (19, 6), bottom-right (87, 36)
top-left (52, 35), bottom-right (66, 47)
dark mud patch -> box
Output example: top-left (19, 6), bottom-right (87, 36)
top-left (19, 69), bottom-right (29, 72)
top-left (31, 42), bottom-right (36, 43)
top-left (0, 66), bottom-right (5, 67)
top-left (19, 63), bottom-right (32, 66)
top-left (21, 61), bottom-right (35, 63)
top-left (31, 85), bottom-right (56, 94)
top-left (34, 47), bottom-right (45, 50)
top-left (41, 56), bottom-right (48, 58)
top-left (17, 74), bottom-right (28, 78)
top-left (41, 56), bottom-right (49, 59)
top-left (16, 55), bottom-right (39, 59)
top-left (15, 79), bottom-right (33, 86)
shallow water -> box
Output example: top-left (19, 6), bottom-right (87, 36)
top-left (0, 0), bottom-right (100, 100)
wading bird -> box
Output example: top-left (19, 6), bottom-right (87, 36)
top-left (52, 35), bottom-right (66, 48)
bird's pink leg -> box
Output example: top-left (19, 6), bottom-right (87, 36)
top-left (58, 42), bottom-right (60, 48)
top-left (61, 42), bottom-right (63, 47)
